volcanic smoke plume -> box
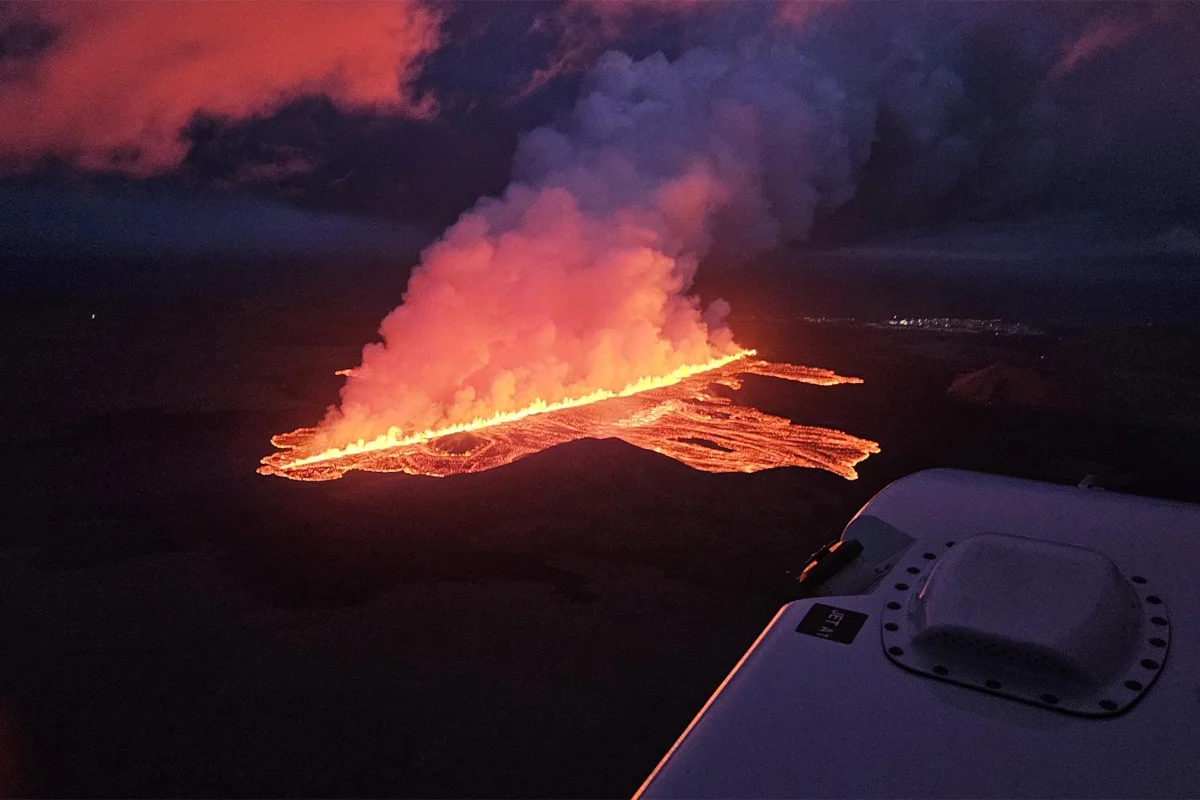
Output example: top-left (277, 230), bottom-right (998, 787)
top-left (265, 42), bottom-right (879, 479)
top-left (321, 45), bottom-right (862, 442)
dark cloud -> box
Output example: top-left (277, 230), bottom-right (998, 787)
top-left (0, 180), bottom-right (429, 272)
top-left (780, 4), bottom-right (1192, 238)
top-left (0, 15), bottom-right (57, 64)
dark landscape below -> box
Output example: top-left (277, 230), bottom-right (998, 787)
top-left (2, 262), bottom-right (1200, 797)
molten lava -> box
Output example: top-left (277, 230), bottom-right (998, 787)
top-left (259, 352), bottom-right (880, 482)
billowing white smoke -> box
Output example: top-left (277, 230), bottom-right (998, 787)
top-left (322, 41), bottom-right (873, 446)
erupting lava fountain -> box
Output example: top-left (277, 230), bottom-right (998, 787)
top-left (259, 350), bottom-right (880, 482)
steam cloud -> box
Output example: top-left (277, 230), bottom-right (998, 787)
top-left (324, 42), bottom-right (871, 445)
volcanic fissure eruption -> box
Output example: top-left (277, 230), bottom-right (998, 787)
top-left (260, 352), bottom-right (879, 481)
top-left (262, 44), bottom-right (881, 481)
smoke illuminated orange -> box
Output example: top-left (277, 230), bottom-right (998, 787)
top-left (259, 353), bottom-right (880, 481)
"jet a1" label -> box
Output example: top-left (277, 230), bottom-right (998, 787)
top-left (795, 603), bottom-right (868, 645)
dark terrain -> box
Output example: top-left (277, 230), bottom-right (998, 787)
top-left (2, 262), bottom-right (1200, 797)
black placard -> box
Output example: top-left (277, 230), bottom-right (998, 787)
top-left (795, 603), bottom-right (868, 645)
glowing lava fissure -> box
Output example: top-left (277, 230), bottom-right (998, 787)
top-left (273, 349), bottom-right (756, 470)
top-left (259, 353), bottom-right (880, 482)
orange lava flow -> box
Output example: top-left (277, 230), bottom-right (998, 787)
top-left (259, 356), bottom-right (880, 482)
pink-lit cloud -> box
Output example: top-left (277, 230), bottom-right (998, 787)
top-left (0, 1), bottom-right (443, 175)
top-left (1049, 16), bottom-right (1143, 80)
top-left (773, 0), bottom-right (836, 29)
top-left (516, 0), bottom-right (732, 102)
top-left (515, 0), bottom-right (837, 102)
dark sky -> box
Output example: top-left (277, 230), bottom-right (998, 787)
top-left (1, 0), bottom-right (1198, 292)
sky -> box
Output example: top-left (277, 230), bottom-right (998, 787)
top-left (1, 0), bottom-right (1198, 293)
